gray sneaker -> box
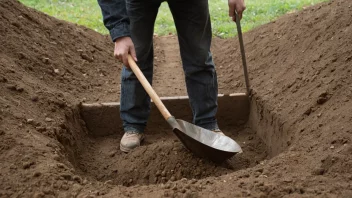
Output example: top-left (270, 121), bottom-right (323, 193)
top-left (213, 129), bottom-right (225, 136)
top-left (120, 131), bottom-right (145, 152)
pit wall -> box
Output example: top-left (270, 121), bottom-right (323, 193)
top-left (248, 94), bottom-right (291, 157)
top-left (56, 107), bottom-right (90, 169)
top-left (60, 93), bottom-right (289, 169)
top-left (80, 94), bottom-right (250, 137)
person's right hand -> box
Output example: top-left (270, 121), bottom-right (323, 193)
top-left (114, 36), bottom-right (137, 68)
top-left (228, 0), bottom-right (246, 22)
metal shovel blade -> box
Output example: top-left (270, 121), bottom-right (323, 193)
top-left (167, 117), bottom-right (242, 163)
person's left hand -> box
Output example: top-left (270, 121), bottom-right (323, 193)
top-left (228, 0), bottom-right (246, 22)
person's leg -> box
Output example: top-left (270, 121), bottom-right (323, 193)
top-left (167, 0), bottom-right (219, 131)
top-left (120, 0), bottom-right (161, 152)
top-left (121, 0), bottom-right (161, 133)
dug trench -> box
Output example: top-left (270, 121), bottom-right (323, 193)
top-left (1, 0), bottom-right (352, 197)
top-left (57, 92), bottom-right (289, 187)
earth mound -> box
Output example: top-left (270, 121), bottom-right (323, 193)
top-left (0, 0), bottom-right (351, 197)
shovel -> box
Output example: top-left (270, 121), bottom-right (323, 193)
top-left (127, 55), bottom-right (242, 163)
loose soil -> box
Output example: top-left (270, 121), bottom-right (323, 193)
top-left (1, 0), bottom-right (351, 197)
top-left (74, 126), bottom-right (266, 187)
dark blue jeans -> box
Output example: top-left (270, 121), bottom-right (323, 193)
top-left (121, 0), bottom-right (219, 133)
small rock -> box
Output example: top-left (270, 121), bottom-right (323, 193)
top-left (312, 168), bottom-right (325, 175)
top-left (82, 179), bottom-right (88, 185)
top-left (22, 161), bottom-right (35, 169)
top-left (26, 119), bottom-right (34, 124)
top-left (6, 84), bottom-right (17, 91)
top-left (161, 177), bottom-right (167, 183)
top-left (304, 108), bottom-right (312, 116)
top-left (180, 178), bottom-right (187, 182)
top-left (72, 175), bottom-right (82, 183)
top-left (283, 178), bottom-right (292, 183)
top-left (53, 154), bottom-right (60, 161)
top-left (104, 180), bottom-right (113, 185)
top-left (185, 184), bottom-right (191, 189)
top-left (109, 151), bottom-right (116, 158)
top-left (254, 171), bottom-right (261, 177)
top-left (42, 58), bottom-right (50, 64)
top-left (57, 163), bottom-right (67, 169)
top-left (59, 123), bottom-right (67, 129)
top-left (43, 188), bottom-right (54, 195)
top-left (243, 173), bottom-right (250, 178)
top-left (205, 180), bottom-right (213, 184)
top-left (317, 97), bottom-right (328, 105)
top-left (164, 183), bottom-right (171, 189)
top-left (156, 170), bottom-right (161, 176)
top-left (61, 173), bottom-right (73, 181)
top-left (55, 100), bottom-right (66, 108)
top-left (31, 95), bottom-right (39, 102)
top-left (35, 127), bottom-right (47, 132)
top-left (0, 77), bottom-right (7, 83)
top-left (54, 69), bottom-right (60, 74)
top-left (161, 170), bottom-right (166, 177)
top-left (33, 192), bottom-right (45, 198)
top-left (170, 176), bottom-right (176, 182)
top-left (45, 117), bottom-right (53, 122)
top-left (33, 171), bottom-right (42, 177)
top-left (317, 92), bottom-right (329, 104)
top-left (61, 184), bottom-right (69, 191)
top-left (80, 54), bottom-right (93, 62)
top-left (18, 52), bottom-right (27, 59)
top-left (16, 87), bottom-right (24, 92)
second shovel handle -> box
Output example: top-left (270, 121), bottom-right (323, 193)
top-left (127, 55), bottom-right (172, 120)
top-left (235, 12), bottom-right (251, 96)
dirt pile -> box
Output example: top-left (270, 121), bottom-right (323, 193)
top-left (0, 0), bottom-right (120, 196)
top-left (0, 0), bottom-right (351, 197)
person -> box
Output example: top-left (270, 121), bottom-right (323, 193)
top-left (97, 0), bottom-right (246, 152)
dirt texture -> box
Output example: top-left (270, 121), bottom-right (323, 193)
top-left (74, 126), bottom-right (266, 187)
top-left (1, 0), bottom-right (352, 197)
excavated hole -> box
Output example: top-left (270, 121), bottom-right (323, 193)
top-left (59, 96), bottom-right (289, 187)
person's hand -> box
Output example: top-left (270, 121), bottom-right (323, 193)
top-left (228, 0), bottom-right (246, 22)
top-left (114, 36), bottom-right (137, 68)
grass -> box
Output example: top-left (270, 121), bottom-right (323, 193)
top-left (19, 0), bottom-right (328, 38)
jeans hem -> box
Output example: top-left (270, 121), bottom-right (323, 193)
top-left (198, 122), bottom-right (219, 131)
top-left (124, 125), bottom-right (145, 133)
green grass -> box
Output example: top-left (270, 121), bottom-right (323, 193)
top-left (20, 0), bottom-right (327, 38)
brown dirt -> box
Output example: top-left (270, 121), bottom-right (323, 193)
top-left (73, 126), bottom-right (266, 187)
top-left (1, 0), bottom-right (352, 197)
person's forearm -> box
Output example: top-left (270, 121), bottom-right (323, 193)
top-left (97, 0), bottom-right (130, 42)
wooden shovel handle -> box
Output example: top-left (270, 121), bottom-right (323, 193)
top-left (127, 55), bottom-right (172, 120)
